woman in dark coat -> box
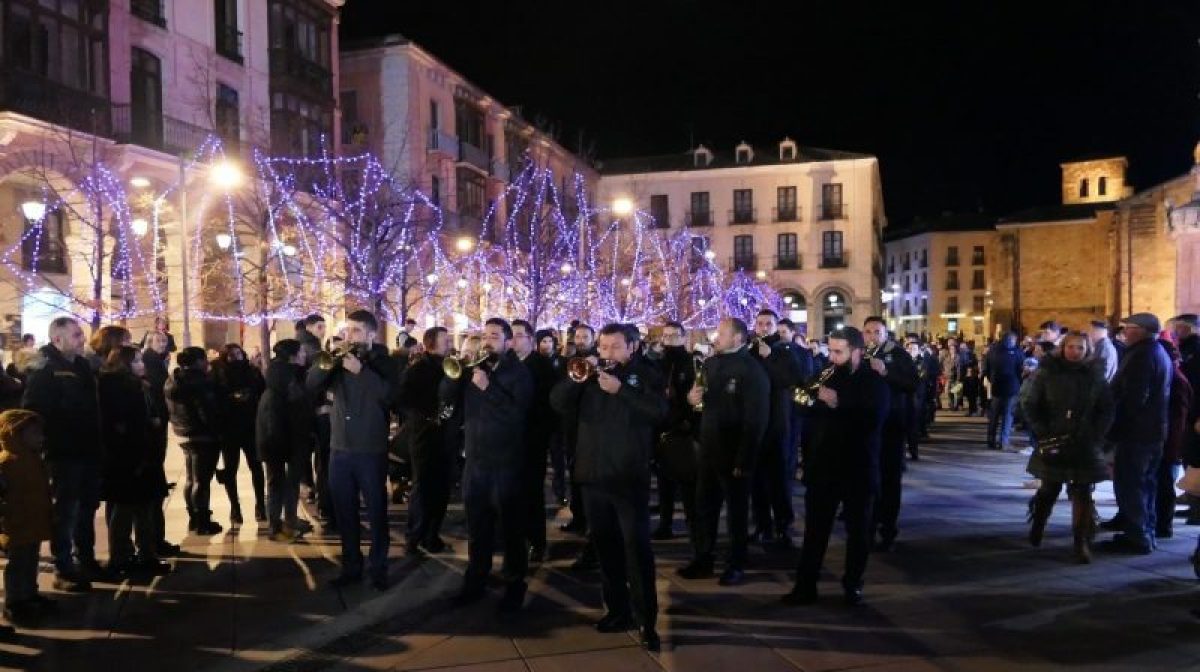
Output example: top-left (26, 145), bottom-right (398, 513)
top-left (100, 346), bottom-right (170, 575)
top-left (141, 332), bottom-right (176, 556)
top-left (256, 340), bottom-right (312, 542)
top-left (212, 344), bottom-right (266, 526)
top-left (1155, 339), bottom-right (1193, 539)
top-left (1021, 332), bottom-right (1115, 563)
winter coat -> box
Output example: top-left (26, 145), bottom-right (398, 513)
top-left (165, 367), bottom-right (224, 444)
top-left (1108, 338), bottom-right (1172, 446)
top-left (807, 362), bottom-right (891, 495)
top-left (256, 359), bottom-right (311, 464)
top-left (398, 353), bottom-right (447, 466)
top-left (983, 341), bottom-right (1024, 398)
top-left (0, 409), bottom-right (52, 549)
top-left (695, 347), bottom-right (770, 473)
top-left (550, 358), bottom-right (667, 487)
top-left (22, 344), bottom-right (102, 462)
top-left (213, 359), bottom-right (265, 446)
top-left (1164, 363), bottom-right (1194, 463)
top-left (748, 334), bottom-right (805, 446)
top-left (442, 349), bottom-right (533, 474)
top-left (306, 343), bottom-right (400, 455)
top-left (1093, 337), bottom-right (1119, 382)
top-left (99, 370), bottom-right (162, 504)
top-left (1021, 355), bottom-right (1115, 484)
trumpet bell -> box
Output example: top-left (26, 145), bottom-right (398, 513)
top-left (567, 357), bottom-right (594, 383)
top-left (314, 350), bottom-right (336, 371)
top-left (443, 356), bottom-right (465, 379)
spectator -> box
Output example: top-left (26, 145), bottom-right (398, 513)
top-left (257, 340), bottom-right (311, 542)
top-left (983, 332), bottom-right (1025, 450)
top-left (1155, 339), bottom-right (1193, 540)
top-left (139, 317), bottom-right (177, 354)
top-left (1089, 321), bottom-right (1119, 382)
top-left (212, 344), bottom-right (267, 526)
top-left (165, 347), bottom-right (226, 536)
top-left (0, 410), bottom-right (53, 627)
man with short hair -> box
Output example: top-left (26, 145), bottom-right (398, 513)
top-left (561, 323), bottom-right (597, 535)
top-left (653, 321), bottom-right (696, 540)
top-left (449, 318), bottom-right (534, 612)
top-left (862, 317), bottom-right (918, 551)
top-left (22, 317), bottom-right (101, 592)
top-left (779, 318), bottom-right (816, 496)
top-left (983, 332), bottom-right (1025, 451)
top-left (1038, 320), bottom-right (1063, 346)
top-left (680, 318), bottom-right (770, 586)
top-left (298, 313), bottom-right (332, 517)
top-left (308, 310), bottom-right (400, 590)
top-left (1089, 321), bottom-right (1119, 382)
top-left (399, 326), bottom-right (452, 554)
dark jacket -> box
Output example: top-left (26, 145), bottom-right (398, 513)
top-left (0, 410), bottom-right (52, 549)
top-left (256, 359), bottom-right (311, 463)
top-left (983, 341), bottom-right (1024, 398)
top-left (749, 334), bottom-right (804, 443)
top-left (213, 359), bottom-right (265, 445)
top-left (1165, 362), bottom-right (1194, 463)
top-left (658, 346), bottom-right (697, 434)
top-left (306, 343), bottom-right (399, 455)
top-left (520, 351), bottom-right (560, 440)
top-left (21, 344), bottom-right (101, 462)
top-left (142, 349), bottom-right (170, 431)
top-left (1022, 356), bottom-right (1114, 484)
top-left (297, 329), bottom-right (323, 367)
top-left (807, 362), bottom-right (891, 495)
top-left (1109, 338), bottom-right (1173, 445)
top-left (696, 347), bottom-right (770, 473)
top-left (99, 370), bottom-right (160, 504)
top-left (550, 357), bottom-right (668, 487)
top-left (165, 367), bottom-right (224, 444)
top-left (398, 353), bottom-right (447, 465)
top-left (873, 340), bottom-right (918, 425)
top-left (443, 349), bottom-right (533, 473)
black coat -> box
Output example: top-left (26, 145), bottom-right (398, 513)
top-left (99, 371), bottom-right (162, 504)
top-left (256, 359), bottom-right (311, 464)
top-left (399, 353), bottom-right (446, 465)
top-left (807, 362), bottom-right (891, 495)
top-left (983, 341), bottom-right (1025, 398)
top-left (521, 351), bottom-right (560, 440)
top-left (213, 359), bottom-right (265, 445)
top-left (872, 340), bottom-right (918, 426)
top-left (550, 358), bottom-right (668, 487)
top-left (142, 350), bottom-right (170, 428)
top-left (165, 367), bottom-right (224, 443)
top-left (749, 334), bottom-right (805, 443)
top-left (306, 343), bottom-right (400, 455)
top-left (696, 347), bottom-right (770, 473)
top-left (22, 344), bottom-right (101, 462)
top-left (1109, 338), bottom-right (1173, 445)
top-left (442, 349), bottom-right (533, 473)
top-left (658, 346), bottom-right (697, 434)
top-left (1022, 356), bottom-right (1114, 484)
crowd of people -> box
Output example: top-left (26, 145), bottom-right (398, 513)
top-left (0, 305), bottom-right (1198, 645)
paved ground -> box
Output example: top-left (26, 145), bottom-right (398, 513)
top-left (1, 413), bottom-right (1199, 672)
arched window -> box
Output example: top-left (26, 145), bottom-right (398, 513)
top-left (822, 290), bottom-right (848, 335)
top-left (1078, 178), bottom-right (1089, 198)
top-left (782, 291), bottom-right (807, 334)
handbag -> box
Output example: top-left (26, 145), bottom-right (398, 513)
top-left (1035, 434), bottom-right (1074, 466)
top-left (1178, 466), bottom-right (1200, 497)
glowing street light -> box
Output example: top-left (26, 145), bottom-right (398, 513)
top-left (282, 244), bottom-right (297, 257)
top-left (425, 273), bottom-right (439, 284)
top-left (20, 201), bottom-right (46, 222)
top-left (208, 159), bottom-right (244, 190)
top-left (130, 176), bottom-right (151, 189)
top-left (455, 236), bottom-right (475, 253)
top-left (215, 233), bottom-right (233, 250)
top-left (703, 249), bottom-right (716, 261)
top-left (456, 278), bottom-right (468, 289)
top-left (756, 270), bottom-right (767, 279)
top-left (611, 197), bottom-right (634, 217)
top-left (560, 262), bottom-right (573, 274)
top-left (131, 218), bottom-right (149, 237)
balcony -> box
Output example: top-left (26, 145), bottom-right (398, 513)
top-left (728, 208), bottom-right (757, 225)
top-left (946, 254), bottom-right (960, 267)
top-left (819, 253), bottom-right (849, 269)
top-left (269, 48), bottom-right (333, 97)
top-left (0, 72), bottom-right (112, 137)
top-left (489, 158), bottom-right (510, 183)
top-left (772, 206), bottom-right (800, 223)
top-left (818, 202), bottom-right (848, 220)
top-left (458, 140), bottom-right (490, 172)
top-left (442, 211), bottom-right (484, 236)
top-left (972, 253), bottom-right (986, 265)
top-left (919, 255), bottom-right (928, 268)
top-left (945, 281), bottom-right (960, 291)
top-left (685, 209), bottom-right (713, 227)
top-left (216, 24), bottom-right (244, 64)
top-left (729, 254), bottom-right (758, 272)
top-left (649, 212), bottom-right (671, 229)
top-left (427, 127), bottom-right (459, 156)
top-left (111, 105), bottom-right (210, 156)
top-left (132, 0), bottom-right (166, 28)
top-left (773, 254), bottom-right (802, 270)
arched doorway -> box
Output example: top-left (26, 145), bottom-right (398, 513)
top-left (821, 289), bottom-right (849, 335)
top-left (781, 290), bottom-right (808, 337)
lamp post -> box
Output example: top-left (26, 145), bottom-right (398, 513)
top-left (177, 156), bottom-right (243, 348)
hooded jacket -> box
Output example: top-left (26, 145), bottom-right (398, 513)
top-left (0, 409), bottom-right (52, 548)
top-left (21, 344), bottom-right (101, 462)
top-left (165, 366), bottom-right (224, 444)
top-left (256, 359), bottom-right (312, 463)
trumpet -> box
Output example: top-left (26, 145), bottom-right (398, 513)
top-left (793, 366), bottom-right (836, 407)
top-left (692, 353), bottom-right (707, 412)
top-left (443, 346), bottom-right (495, 380)
top-left (865, 343), bottom-right (882, 360)
top-left (314, 342), bottom-right (370, 371)
top-left (567, 356), bottom-right (617, 383)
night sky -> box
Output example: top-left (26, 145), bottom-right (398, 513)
top-left (340, 1), bottom-right (1200, 227)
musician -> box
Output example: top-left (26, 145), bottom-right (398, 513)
top-left (679, 318), bottom-right (770, 586)
top-left (777, 318), bottom-right (815, 512)
top-left (748, 309), bottom-right (805, 549)
top-left (561, 323), bottom-right (598, 537)
top-left (536, 328), bottom-right (569, 506)
top-left (652, 321), bottom-right (697, 541)
top-left (512, 319), bottom-right (559, 563)
top-left (398, 326), bottom-right (452, 555)
top-left (550, 323), bottom-right (667, 651)
top-left (782, 327), bottom-right (889, 606)
top-left (306, 310), bottom-right (400, 591)
top-left (446, 318), bottom-right (534, 613)
top-left (862, 316), bottom-right (919, 552)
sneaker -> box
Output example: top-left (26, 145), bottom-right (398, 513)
top-left (156, 541), bottom-right (181, 557)
top-left (1097, 534), bottom-right (1153, 555)
top-left (194, 520), bottom-right (224, 536)
top-left (291, 519), bottom-right (314, 535)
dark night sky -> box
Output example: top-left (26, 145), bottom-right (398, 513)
top-left (340, 1), bottom-right (1200, 227)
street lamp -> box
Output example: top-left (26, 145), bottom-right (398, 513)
top-left (131, 218), bottom-right (149, 237)
top-left (455, 236), bottom-right (475, 253)
top-left (611, 197), bottom-right (634, 217)
top-left (209, 160), bottom-right (245, 191)
top-left (425, 273), bottom-right (438, 284)
top-left (177, 156), bottom-right (245, 348)
top-left (560, 262), bottom-right (573, 274)
top-left (20, 201), bottom-right (46, 222)
top-left (215, 232), bottom-right (233, 250)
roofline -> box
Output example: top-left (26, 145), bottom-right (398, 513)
top-left (995, 217), bottom-right (1099, 229)
top-left (597, 153), bottom-right (878, 178)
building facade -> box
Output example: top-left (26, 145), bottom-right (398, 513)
top-left (883, 213), bottom-right (996, 342)
top-left (0, 0), bottom-right (343, 349)
top-left (597, 140), bottom-right (886, 336)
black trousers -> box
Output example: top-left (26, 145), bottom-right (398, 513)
top-left (694, 463), bottom-right (751, 568)
top-left (524, 427), bottom-right (552, 551)
top-left (653, 463), bottom-right (678, 530)
top-left (182, 440), bottom-right (220, 520)
top-left (407, 422), bottom-right (452, 547)
top-left (314, 413), bottom-right (333, 518)
top-left (583, 483), bottom-right (658, 627)
top-left (875, 420), bottom-right (906, 542)
top-left (463, 465), bottom-right (528, 589)
top-left (752, 425), bottom-right (794, 536)
top-left (220, 434), bottom-right (264, 512)
top-left (796, 482), bottom-right (875, 590)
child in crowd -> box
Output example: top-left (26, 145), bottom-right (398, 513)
top-left (0, 410), bottom-right (53, 630)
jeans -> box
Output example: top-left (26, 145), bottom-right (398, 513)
top-left (330, 451), bottom-right (390, 580)
top-left (987, 394), bottom-right (1018, 449)
top-left (4, 543), bottom-right (41, 604)
top-left (107, 502), bottom-right (157, 562)
top-left (462, 465), bottom-right (527, 590)
top-left (221, 436), bottom-right (265, 513)
top-left (1112, 441), bottom-right (1163, 549)
top-left (583, 484), bottom-right (658, 627)
top-left (695, 464), bottom-right (751, 568)
top-left (182, 441), bottom-right (220, 521)
top-left (797, 484), bottom-right (874, 591)
top-left (265, 453), bottom-right (304, 532)
top-left (47, 458), bottom-right (101, 573)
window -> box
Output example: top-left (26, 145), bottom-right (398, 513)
top-left (1079, 178), bottom-right (1089, 198)
top-left (430, 100), bottom-right (439, 129)
top-left (455, 100), bottom-right (485, 150)
top-left (271, 91), bottom-right (332, 157)
top-left (215, 83), bottom-right (239, 148)
top-left (733, 234), bottom-right (754, 269)
top-left (130, 47), bottom-right (163, 148)
top-left (887, 256), bottom-right (895, 273)
top-left (736, 147), bottom-right (751, 164)
top-left (269, 0), bottom-right (331, 68)
top-left (946, 296), bottom-right (960, 313)
top-left (775, 186), bottom-right (797, 221)
top-left (972, 269), bottom-right (985, 290)
top-left (732, 189), bottom-right (754, 223)
top-left (689, 192), bottom-right (711, 226)
top-left (781, 145), bottom-right (795, 160)
top-left (920, 273), bottom-right (928, 291)
top-left (820, 183), bottom-right (844, 219)
top-left (920, 297), bottom-right (928, 315)
top-left (1098, 176), bottom-right (1108, 196)
top-left (777, 233), bottom-right (798, 269)
top-left (430, 175), bottom-right (440, 207)
top-left (946, 245), bottom-right (959, 266)
top-left (21, 206), bottom-right (67, 274)
top-left (456, 168), bottom-right (486, 224)
top-left (131, 0), bottom-right (166, 28)
top-left (650, 194), bottom-right (670, 229)
top-left (903, 252), bottom-right (911, 271)
top-left (4, 0), bottom-right (109, 103)
top-left (946, 270), bottom-right (959, 290)
top-left (903, 276), bottom-right (911, 293)
top-left (215, 0), bottom-right (242, 62)
top-left (689, 236), bottom-right (711, 269)
top-left (821, 231), bottom-right (844, 267)
top-left (341, 90), bottom-right (369, 145)
top-left (972, 245), bottom-right (985, 265)
top-left (973, 295), bottom-right (986, 313)
top-left (919, 249), bottom-right (928, 267)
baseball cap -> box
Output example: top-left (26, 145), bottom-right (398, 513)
top-left (1120, 313), bottom-right (1161, 334)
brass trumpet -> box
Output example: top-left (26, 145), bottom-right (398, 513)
top-left (443, 346), bottom-right (495, 380)
top-left (865, 343), bottom-right (882, 360)
top-left (692, 354), bottom-right (707, 412)
top-left (567, 356), bottom-right (617, 383)
top-left (314, 342), bottom-right (369, 371)
top-left (793, 366), bottom-right (836, 407)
